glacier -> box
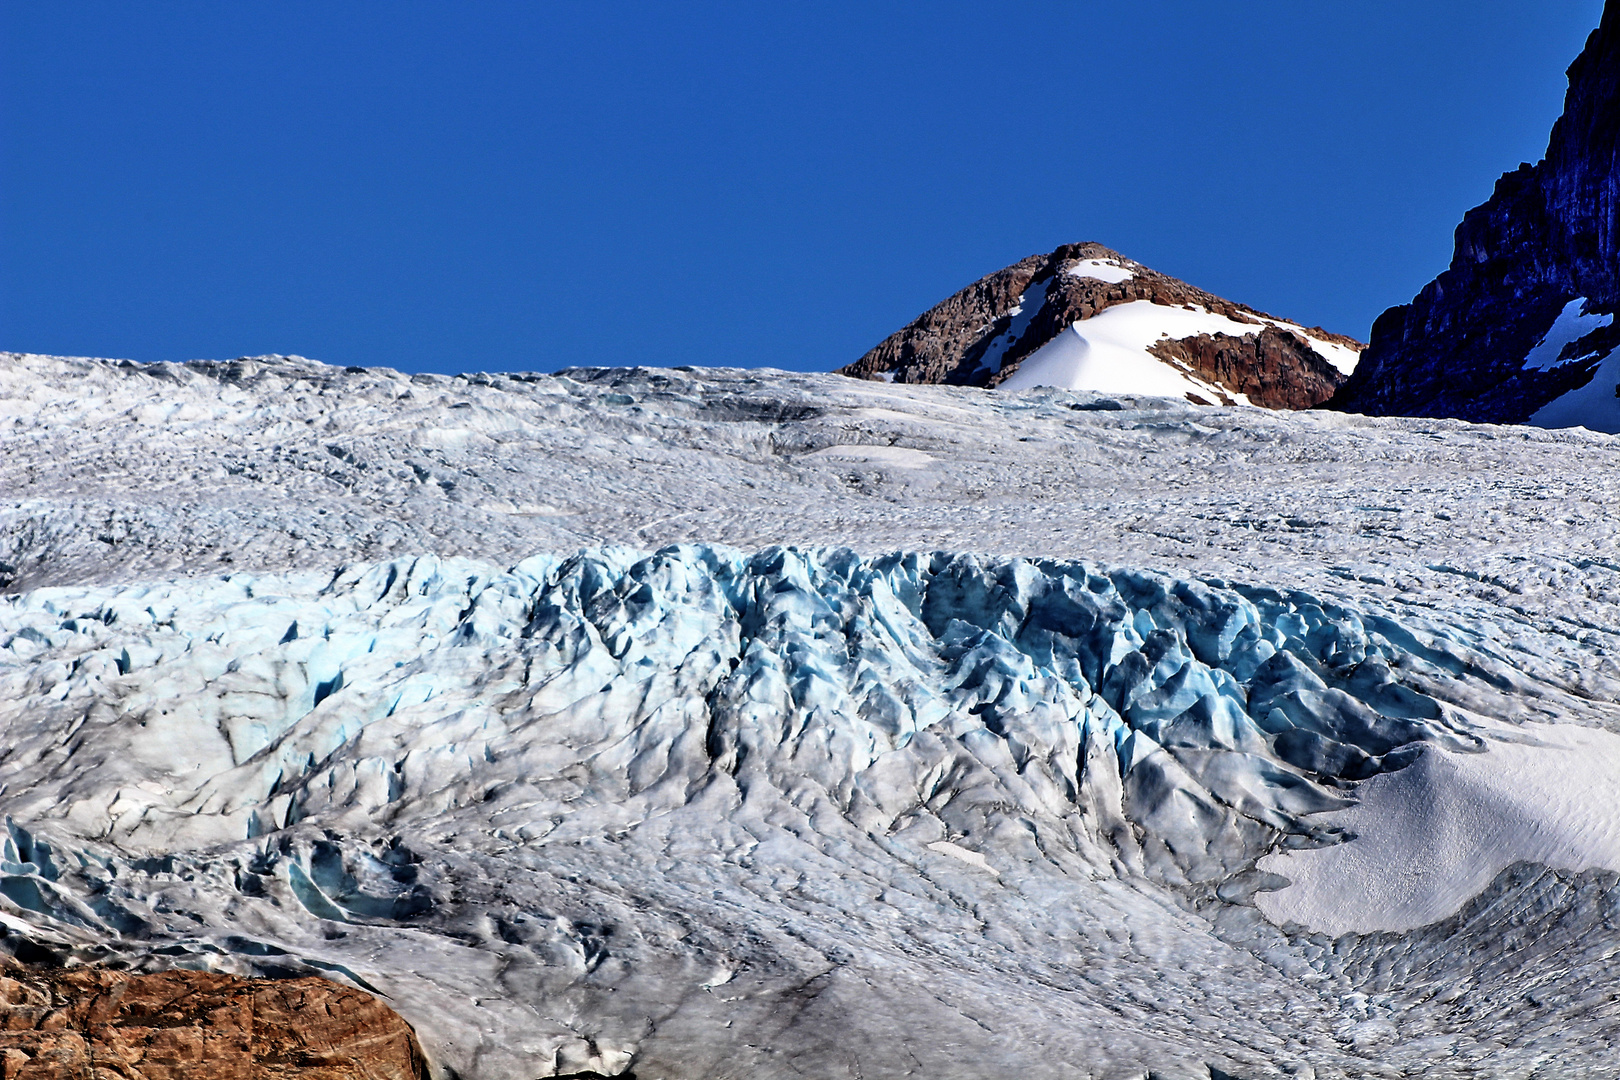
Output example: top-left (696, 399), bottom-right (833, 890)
top-left (5, 353), bottom-right (1620, 1077)
top-left (4, 546), bottom-right (1620, 1078)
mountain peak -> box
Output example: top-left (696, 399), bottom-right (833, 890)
top-left (841, 243), bottom-right (1363, 409)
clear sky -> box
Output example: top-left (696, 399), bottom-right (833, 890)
top-left (1, 2), bottom-right (1606, 374)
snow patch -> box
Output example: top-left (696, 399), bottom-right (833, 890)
top-left (998, 301), bottom-right (1263, 402)
top-left (975, 276), bottom-right (1051, 375)
top-left (1064, 259), bottom-right (1135, 284)
top-left (1245, 315), bottom-right (1361, 376)
top-left (1529, 345), bottom-right (1620, 433)
top-left (802, 444), bottom-right (936, 468)
top-left (1288, 331), bottom-right (1361, 376)
top-left (927, 841), bottom-right (997, 874)
top-left (1256, 724), bottom-right (1620, 935)
top-left (1523, 297), bottom-right (1614, 371)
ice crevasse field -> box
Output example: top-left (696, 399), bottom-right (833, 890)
top-left (4, 353), bottom-right (1620, 1078)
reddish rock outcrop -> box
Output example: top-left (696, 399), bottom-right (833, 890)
top-left (1147, 327), bottom-right (1348, 410)
top-left (1331, 2), bottom-right (1620, 422)
top-left (840, 241), bottom-right (1361, 409)
top-left (0, 964), bottom-right (427, 1080)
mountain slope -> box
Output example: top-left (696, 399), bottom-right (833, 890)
top-left (841, 242), bottom-right (1362, 408)
top-left (1332, 2), bottom-right (1620, 428)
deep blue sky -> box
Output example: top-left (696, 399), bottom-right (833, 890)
top-left (1, 2), bottom-right (1606, 374)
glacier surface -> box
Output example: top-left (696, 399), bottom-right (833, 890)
top-left (4, 353), bottom-right (1620, 1078)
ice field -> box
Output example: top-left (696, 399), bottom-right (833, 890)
top-left (4, 353), bottom-right (1620, 1077)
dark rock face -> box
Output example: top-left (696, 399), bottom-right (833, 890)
top-left (1332, 3), bottom-right (1620, 424)
top-left (0, 964), bottom-right (428, 1079)
top-left (840, 242), bottom-right (1361, 409)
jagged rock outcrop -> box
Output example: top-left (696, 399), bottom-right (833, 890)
top-left (0, 963), bottom-right (427, 1079)
top-left (1146, 326), bottom-right (1350, 410)
top-left (840, 242), bottom-right (1362, 408)
top-left (1333, 2), bottom-right (1620, 427)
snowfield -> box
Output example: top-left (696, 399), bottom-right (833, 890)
top-left (987, 295), bottom-right (1361, 396)
top-left (5, 352), bottom-right (1620, 1078)
top-left (997, 300), bottom-right (1275, 401)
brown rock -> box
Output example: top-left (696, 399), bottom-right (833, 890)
top-left (0, 963), bottom-right (427, 1080)
top-left (1148, 326), bottom-right (1348, 410)
top-left (840, 251), bottom-right (1052, 386)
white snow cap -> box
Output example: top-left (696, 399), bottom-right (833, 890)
top-left (996, 296), bottom-right (1360, 401)
top-left (1063, 258), bottom-right (1135, 284)
top-left (999, 301), bottom-right (1255, 403)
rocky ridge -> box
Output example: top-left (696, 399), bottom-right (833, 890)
top-left (1333, 2), bottom-right (1620, 426)
top-left (840, 242), bottom-right (1362, 409)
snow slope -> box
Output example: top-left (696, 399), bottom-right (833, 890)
top-left (1257, 722), bottom-right (1620, 935)
top-left (1529, 343), bottom-right (1620, 432)
top-left (998, 300), bottom-right (1268, 400)
top-left (999, 300), bottom-right (1361, 396)
top-left (5, 353), bottom-right (1620, 1078)
top-left (1514, 296), bottom-right (1620, 433)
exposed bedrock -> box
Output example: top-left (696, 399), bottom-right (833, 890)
top-left (1333, 2), bottom-right (1620, 424)
top-left (1148, 326), bottom-right (1346, 410)
top-left (3, 546), bottom-right (1618, 1077)
top-left (0, 963), bottom-right (427, 1079)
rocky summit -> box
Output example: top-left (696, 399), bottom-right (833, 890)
top-left (1333, 2), bottom-right (1620, 429)
top-left (840, 242), bottom-right (1363, 409)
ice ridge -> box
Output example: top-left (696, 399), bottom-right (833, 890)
top-left (0, 546), bottom-right (1490, 870)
